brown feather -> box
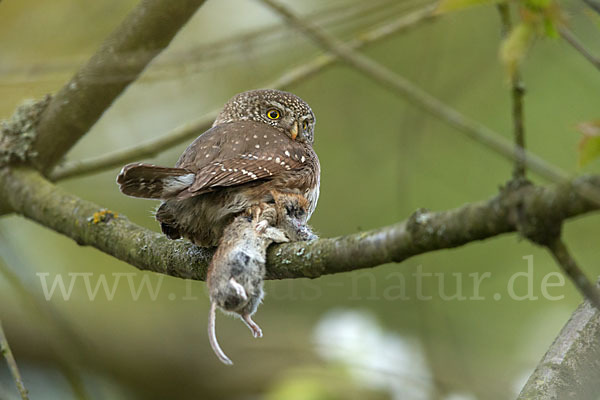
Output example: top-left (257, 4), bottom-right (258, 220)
top-left (117, 163), bottom-right (194, 199)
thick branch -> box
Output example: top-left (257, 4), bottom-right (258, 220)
top-left (1, 167), bottom-right (599, 281)
top-left (30, 0), bottom-right (206, 172)
top-left (0, 320), bottom-right (29, 400)
top-left (0, 167), bottom-right (213, 280)
top-left (49, 3), bottom-right (436, 181)
top-left (517, 297), bottom-right (600, 399)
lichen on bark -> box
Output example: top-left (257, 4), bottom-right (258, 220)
top-left (0, 95), bottom-right (51, 166)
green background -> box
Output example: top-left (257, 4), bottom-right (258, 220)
top-left (1, 0), bottom-right (599, 399)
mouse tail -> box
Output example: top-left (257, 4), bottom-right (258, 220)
top-left (208, 301), bottom-right (233, 365)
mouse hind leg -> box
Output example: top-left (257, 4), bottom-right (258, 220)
top-left (242, 313), bottom-right (263, 338)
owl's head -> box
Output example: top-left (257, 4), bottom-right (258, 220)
top-left (213, 89), bottom-right (316, 144)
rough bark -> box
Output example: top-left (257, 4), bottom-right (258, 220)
top-left (517, 299), bottom-right (600, 400)
top-left (1, 167), bottom-right (598, 281)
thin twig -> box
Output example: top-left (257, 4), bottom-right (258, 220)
top-left (498, 3), bottom-right (526, 180)
top-left (0, 0), bottom-right (419, 87)
top-left (49, 3), bottom-right (437, 181)
top-left (50, 114), bottom-right (217, 180)
top-left (0, 321), bottom-right (29, 400)
top-left (546, 238), bottom-right (600, 310)
top-left (559, 26), bottom-right (600, 72)
top-left (257, 0), bottom-right (558, 180)
top-left (258, 0), bottom-right (600, 208)
top-left (0, 241), bottom-right (90, 400)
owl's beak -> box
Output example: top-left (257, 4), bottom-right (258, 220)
top-left (290, 121), bottom-right (298, 140)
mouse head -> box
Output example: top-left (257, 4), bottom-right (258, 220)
top-left (270, 191), bottom-right (317, 241)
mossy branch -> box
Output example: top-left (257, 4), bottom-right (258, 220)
top-left (1, 167), bottom-right (599, 281)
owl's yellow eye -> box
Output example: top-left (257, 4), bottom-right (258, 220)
top-left (302, 121), bottom-right (309, 131)
top-left (267, 109), bottom-right (280, 120)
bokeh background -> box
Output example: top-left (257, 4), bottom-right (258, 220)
top-left (1, 0), bottom-right (599, 399)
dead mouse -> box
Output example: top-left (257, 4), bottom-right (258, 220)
top-left (206, 192), bottom-right (316, 364)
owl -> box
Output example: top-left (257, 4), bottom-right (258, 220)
top-left (117, 89), bottom-right (320, 247)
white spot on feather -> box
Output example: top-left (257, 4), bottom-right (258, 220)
top-left (163, 173), bottom-right (195, 193)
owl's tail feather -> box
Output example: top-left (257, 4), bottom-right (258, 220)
top-left (117, 163), bottom-right (195, 199)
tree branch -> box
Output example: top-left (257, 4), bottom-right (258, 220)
top-left (545, 239), bottom-right (600, 310)
top-left (582, 0), bottom-right (600, 14)
top-left (559, 26), bottom-right (600, 72)
top-left (0, 167), bottom-right (213, 280)
top-left (0, 320), bottom-right (29, 400)
top-left (0, 245), bottom-right (90, 400)
top-left (517, 294), bottom-right (600, 399)
top-left (49, 3), bottom-right (437, 181)
top-left (2, 166), bottom-right (599, 281)
top-left (29, 0), bottom-right (207, 172)
top-left (49, 114), bottom-right (216, 181)
top-left (497, 3), bottom-right (527, 180)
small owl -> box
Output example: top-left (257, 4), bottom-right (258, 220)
top-left (117, 89), bottom-right (320, 246)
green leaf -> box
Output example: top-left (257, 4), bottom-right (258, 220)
top-left (577, 121), bottom-right (600, 167)
top-left (435, 0), bottom-right (497, 14)
top-left (499, 23), bottom-right (535, 79)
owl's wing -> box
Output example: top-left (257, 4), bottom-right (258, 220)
top-left (175, 122), bottom-right (310, 198)
top-left (190, 151), bottom-right (306, 192)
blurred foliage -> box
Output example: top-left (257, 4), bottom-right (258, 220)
top-left (499, 22), bottom-right (535, 78)
top-left (435, 0), bottom-right (498, 14)
top-left (438, 0), bottom-right (566, 79)
top-left (577, 120), bottom-right (600, 166)
top-left (1, 0), bottom-right (600, 399)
